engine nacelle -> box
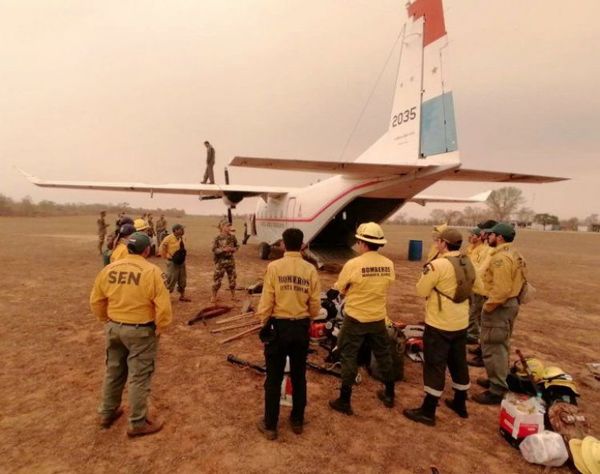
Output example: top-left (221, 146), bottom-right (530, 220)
top-left (223, 192), bottom-right (244, 208)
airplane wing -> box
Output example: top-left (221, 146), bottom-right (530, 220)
top-left (437, 168), bottom-right (567, 183)
top-left (230, 156), bottom-right (429, 177)
top-left (409, 191), bottom-right (492, 206)
top-left (230, 157), bottom-right (568, 183)
top-left (18, 169), bottom-right (293, 198)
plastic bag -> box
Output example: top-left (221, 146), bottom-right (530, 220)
top-left (519, 430), bottom-right (568, 467)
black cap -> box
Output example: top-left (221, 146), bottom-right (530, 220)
top-left (119, 223), bottom-right (136, 237)
top-left (478, 220), bottom-right (498, 232)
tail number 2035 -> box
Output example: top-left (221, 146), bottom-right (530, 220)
top-left (392, 106), bottom-right (417, 127)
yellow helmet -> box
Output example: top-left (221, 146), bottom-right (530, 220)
top-left (544, 378), bottom-right (580, 395)
top-left (542, 366), bottom-right (579, 394)
top-left (513, 357), bottom-right (545, 381)
top-left (134, 218), bottom-right (150, 231)
top-left (355, 222), bottom-right (387, 245)
top-left (543, 366), bottom-right (567, 380)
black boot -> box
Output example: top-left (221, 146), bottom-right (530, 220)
top-left (377, 382), bottom-right (395, 408)
top-left (329, 385), bottom-right (353, 415)
top-left (445, 389), bottom-right (468, 418)
top-left (403, 394), bottom-right (438, 426)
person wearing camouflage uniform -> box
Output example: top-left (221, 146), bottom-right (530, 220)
top-left (155, 215), bottom-right (167, 246)
top-left (211, 221), bottom-right (239, 302)
top-left (97, 211), bottom-right (110, 255)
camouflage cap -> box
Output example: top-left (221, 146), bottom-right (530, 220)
top-left (469, 227), bottom-right (482, 236)
top-left (127, 232), bottom-right (151, 254)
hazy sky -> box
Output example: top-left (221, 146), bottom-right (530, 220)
top-left (1, 0), bottom-right (599, 219)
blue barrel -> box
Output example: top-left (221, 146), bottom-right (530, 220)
top-left (408, 240), bottom-right (423, 261)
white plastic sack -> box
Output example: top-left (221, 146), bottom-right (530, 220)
top-left (519, 430), bottom-right (568, 467)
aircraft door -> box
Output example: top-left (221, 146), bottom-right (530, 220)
top-left (286, 197), bottom-right (297, 224)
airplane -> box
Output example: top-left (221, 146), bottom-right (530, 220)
top-left (21, 0), bottom-right (566, 261)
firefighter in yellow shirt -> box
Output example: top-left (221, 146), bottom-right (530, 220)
top-left (403, 228), bottom-right (473, 426)
top-left (472, 222), bottom-right (527, 405)
top-left (109, 223), bottom-right (136, 263)
top-left (465, 227), bottom-right (488, 344)
top-left (328, 222), bottom-right (396, 415)
top-left (90, 232), bottom-right (173, 437)
top-left (425, 223), bottom-right (448, 263)
top-left (255, 228), bottom-right (321, 440)
top-left (467, 219), bottom-right (497, 366)
top-left (159, 224), bottom-right (191, 302)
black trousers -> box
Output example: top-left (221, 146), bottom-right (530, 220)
top-left (264, 318), bottom-right (310, 430)
top-left (423, 324), bottom-right (470, 397)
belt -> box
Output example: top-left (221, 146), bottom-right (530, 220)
top-left (108, 320), bottom-right (156, 328)
top-left (272, 317), bottom-right (309, 322)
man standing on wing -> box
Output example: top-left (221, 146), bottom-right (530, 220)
top-left (329, 222), bottom-right (396, 415)
top-left (90, 232), bottom-right (172, 437)
top-left (256, 228), bottom-right (321, 440)
top-left (201, 140), bottom-right (216, 184)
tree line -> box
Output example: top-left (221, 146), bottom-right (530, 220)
top-left (0, 194), bottom-right (186, 218)
top-left (391, 187), bottom-right (598, 231)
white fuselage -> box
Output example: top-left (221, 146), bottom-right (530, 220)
top-left (252, 172), bottom-right (430, 246)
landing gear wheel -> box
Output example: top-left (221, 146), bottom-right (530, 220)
top-left (258, 242), bottom-right (271, 260)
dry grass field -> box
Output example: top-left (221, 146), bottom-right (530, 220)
top-left (1, 215), bottom-right (598, 474)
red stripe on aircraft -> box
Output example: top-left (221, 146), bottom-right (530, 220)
top-left (255, 179), bottom-right (383, 223)
top-left (407, 0), bottom-right (446, 47)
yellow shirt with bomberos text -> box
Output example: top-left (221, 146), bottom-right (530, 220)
top-left (483, 243), bottom-right (526, 312)
top-left (110, 241), bottom-right (129, 263)
top-left (90, 254), bottom-right (173, 334)
top-left (160, 234), bottom-right (183, 259)
top-left (255, 251), bottom-right (321, 323)
top-left (416, 250), bottom-right (469, 331)
top-left (334, 251), bottom-right (395, 323)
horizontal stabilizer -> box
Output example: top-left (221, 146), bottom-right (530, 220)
top-left (17, 169), bottom-right (292, 198)
top-left (438, 168), bottom-right (567, 183)
top-left (230, 156), bottom-right (430, 178)
top-left (409, 190), bottom-right (492, 206)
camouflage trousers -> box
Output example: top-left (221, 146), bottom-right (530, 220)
top-left (212, 259), bottom-right (236, 292)
top-left (98, 233), bottom-right (106, 253)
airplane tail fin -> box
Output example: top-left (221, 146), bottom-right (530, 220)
top-left (356, 0), bottom-right (459, 167)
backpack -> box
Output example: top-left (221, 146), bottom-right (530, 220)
top-left (171, 240), bottom-right (187, 265)
top-left (433, 254), bottom-right (476, 307)
top-left (513, 250), bottom-right (535, 304)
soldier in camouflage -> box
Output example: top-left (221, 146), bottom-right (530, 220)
top-left (97, 211), bottom-right (110, 255)
top-left (211, 220), bottom-right (239, 302)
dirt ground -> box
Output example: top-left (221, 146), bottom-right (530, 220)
top-left (1, 215), bottom-right (598, 474)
